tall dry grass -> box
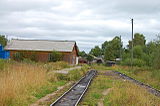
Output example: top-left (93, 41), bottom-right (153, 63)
top-left (0, 62), bottom-right (48, 106)
top-left (105, 81), bottom-right (160, 106)
top-left (0, 60), bottom-right (88, 106)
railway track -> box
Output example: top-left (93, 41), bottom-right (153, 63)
top-left (50, 70), bottom-right (97, 106)
top-left (113, 71), bottom-right (160, 97)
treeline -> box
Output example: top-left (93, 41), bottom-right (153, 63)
top-left (79, 33), bottom-right (160, 69)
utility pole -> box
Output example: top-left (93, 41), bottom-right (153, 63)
top-left (131, 19), bottom-right (134, 67)
top-left (120, 35), bottom-right (122, 62)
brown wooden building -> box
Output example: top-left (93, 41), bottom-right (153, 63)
top-left (5, 39), bottom-right (79, 64)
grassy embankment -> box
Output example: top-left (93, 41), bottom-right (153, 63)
top-left (79, 64), bottom-right (160, 106)
top-left (0, 59), bottom-right (89, 106)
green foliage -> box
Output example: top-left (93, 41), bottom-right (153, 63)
top-left (0, 35), bottom-right (7, 47)
top-left (121, 34), bottom-right (160, 68)
top-left (89, 46), bottom-right (102, 57)
top-left (91, 93), bottom-right (102, 99)
top-left (128, 33), bottom-right (146, 49)
top-left (49, 51), bottom-right (63, 62)
top-left (151, 70), bottom-right (160, 80)
top-left (13, 52), bottom-right (37, 62)
top-left (86, 54), bottom-right (94, 62)
top-left (23, 51), bottom-right (37, 62)
top-left (32, 85), bottom-right (57, 99)
top-left (13, 52), bottom-right (24, 61)
top-left (78, 51), bottom-right (87, 58)
top-left (121, 58), bottom-right (146, 67)
top-left (102, 41), bottom-right (109, 54)
top-left (103, 36), bottom-right (122, 61)
top-left (68, 69), bottom-right (81, 81)
top-left (153, 47), bottom-right (160, 69)
top-left (0, 59), bottom-right (6, 70)
top-left (133, 46), bottom-right (144, 58)
top-left (56, 73), bottom-right (68, 80)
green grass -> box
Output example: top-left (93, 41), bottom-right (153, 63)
top-left (79, 75), bottom-right (114, 106)
top-left (91, 64), bottom-right (160, 90)
top-left (32, 81), bottom-right (66, 99)
top-left (80, 69), bottom-right (160, 106)
top-left (111, 66), bottom-right (160, 90)
top-left (0, 60), bottom-right (90, 106)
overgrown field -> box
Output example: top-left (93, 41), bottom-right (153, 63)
top-left (92, 64), bottom-right (160, 90)
top-left (112, 65), bottom-right (160, 90)
top-left (80, 68), bottom-right (160, 106)
top-left (0, 59), bottom-right (89, 106)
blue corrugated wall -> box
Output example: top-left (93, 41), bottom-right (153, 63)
top-left (0, 45), bottom-right (10, 59)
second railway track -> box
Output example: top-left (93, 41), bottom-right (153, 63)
top-left (50, 70), bottom-right (97, 106)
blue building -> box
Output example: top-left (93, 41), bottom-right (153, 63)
top-left (0, 44), bottom-right (10, 59)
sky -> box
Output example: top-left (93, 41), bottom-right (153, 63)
top-left (0, 0), bottom-right (160, 52)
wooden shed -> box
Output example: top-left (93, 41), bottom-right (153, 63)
top-left (5, 39), bottom-right (79, 64)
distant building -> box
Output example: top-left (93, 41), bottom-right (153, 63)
top-left (5, 39), bottom-right (79, 64)
top-left (78, 57), bottom-right (87, 64)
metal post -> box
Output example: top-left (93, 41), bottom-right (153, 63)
top-left (120, 35), bottom-right (122, 62)
top-left (131, 19), bottom-right (134, 67)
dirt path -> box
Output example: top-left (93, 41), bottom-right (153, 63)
top-left (98, 88), bottom-right (113, 106)
top-left (54, 66), bottom-right (82, 74)
top-left (30, 82), bottom-right (74, 106)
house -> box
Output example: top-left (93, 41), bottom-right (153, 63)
top-left (4, 39), bottom-right (79, 64)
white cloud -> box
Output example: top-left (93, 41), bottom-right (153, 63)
top-left (0, 0), bottom-right (160, 52)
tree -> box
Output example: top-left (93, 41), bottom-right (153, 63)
top-left (133, 46), bottom-right (144, 59)
top-left (152, 35), bottom-right (160, 69)
top-left (89, 46), bottom-right (102, 57)
top-left (86, 54), bottom-right (94, 62)
top-left (0, 35), bottom-right (7, 47)
top-left (128, 33), bottom-right (146, 49)
top-left (103, 36), bottom-right (122, 61)
top-left (78, 51), bottom-right (87, 58)
top-left (102, 41), bottom-right (109, 55)
top-left (49, 51), bottom-right (63, 62)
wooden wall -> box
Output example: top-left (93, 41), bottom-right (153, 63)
top-left (9, 47), bottom-right (78, 64)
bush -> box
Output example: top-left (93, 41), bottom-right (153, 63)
top-left (44, 61), bottom-right (69, 71)
top-left (153, 47), bottom-right (160, 69)
top-left (121, 58), bottom-right (146, 67)
top-left (23, 52), bottom-right (37, 62)
top-left (13, 52), bottom-right (24, 61)
top-left (0, 59), bottom-right (6, 70)
top-left (49, 51), bottom-right (63, 62)
top-left (68, 69), bottom-right (81, 81)
top-left (13, 52), bottom-right (37, 62)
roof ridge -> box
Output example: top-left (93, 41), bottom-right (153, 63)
top-left (12, 39), bottom-right (76, 42)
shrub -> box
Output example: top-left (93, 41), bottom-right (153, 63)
top-left (49, 51), bottom-right (63, 62)
top-left (44, 61), bottom-right (69, 71)
top-left (68, 69), bottom-right (81, 81)
top-left (13, 52), bottom-right (24, 61)
top-left (22, 58), bottom-right (36, 64)
top-left (121, 58), bottom-right (146, 67)
top-left (153, 47), bottom-right (160, 69)
top-left (0, 59), bottom-right (5, 70)
top-left (56, 73), bottom-right (68, 81)
top-left (13, 52), bottom-right (37, 62)
top-left (23, 52), bottom-right (37, 62)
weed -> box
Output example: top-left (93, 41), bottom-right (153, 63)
top-left (0, 59), bottom-right (6, 71)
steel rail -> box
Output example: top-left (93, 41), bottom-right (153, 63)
top-left (50, 70), bottom-right (97, 106)
top-left (113, 70), bottom-right (160, 97)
